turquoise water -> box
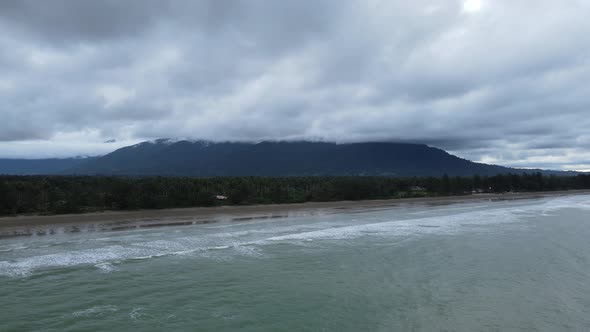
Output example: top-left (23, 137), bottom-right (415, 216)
top-left (2, 195), bottom-right (590, 331)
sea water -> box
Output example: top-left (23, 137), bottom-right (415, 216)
top-left (2, 195), bottom-right (590, 331)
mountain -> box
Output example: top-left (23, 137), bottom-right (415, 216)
top-left (62, 139), bottom-right (567, 177)
top-left (0, 158), bottom-right (95, 175)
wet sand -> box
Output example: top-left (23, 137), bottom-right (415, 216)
top-left (1, 190), bottom-right (589, 238)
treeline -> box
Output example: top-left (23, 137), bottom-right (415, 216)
top-left (1, 173), bottom-right (590, 216)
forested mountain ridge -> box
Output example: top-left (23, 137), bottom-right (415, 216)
top-left (0, 140), bottom-right (577, 176)
top-left (0, 158), bottom-right (95, 175)
top-left (65, 139), bottom-right (572, 177)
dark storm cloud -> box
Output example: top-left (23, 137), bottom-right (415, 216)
top-left (0, 0), bottom-right (164, 42)
top-left (1, 0), bottom-right (590, 170)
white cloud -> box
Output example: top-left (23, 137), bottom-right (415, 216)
top-left (0, 0), bottom-right (589, 171)
top-left (95, 85), bottom-right (136, 108)
top-left (462, 0), bottom-right (483, 13)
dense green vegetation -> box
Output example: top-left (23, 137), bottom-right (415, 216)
top-left (1, 174), bottom-right (589, 216)
top-left (61, 140), bottom-right (575, 177)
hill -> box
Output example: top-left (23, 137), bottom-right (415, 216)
top-left (65, 139), bottom-right (557, 177)
top-left (0, 158), bottom-right (95, 175)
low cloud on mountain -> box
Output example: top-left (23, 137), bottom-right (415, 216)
top-left (1, 0), bottom-right (589, 170)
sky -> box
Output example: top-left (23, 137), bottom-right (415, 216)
top-left (1, 0), bottom-right (589, 171)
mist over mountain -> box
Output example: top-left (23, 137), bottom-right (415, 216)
top-left (0, 140), bottom-right (576, 177)
top-left (53, 139), bottom-right (572, 177)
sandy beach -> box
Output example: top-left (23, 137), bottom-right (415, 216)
top-left (1, 189), bottom-right (589, 238)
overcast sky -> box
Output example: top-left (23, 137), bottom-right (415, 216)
top-left (1, 0), bottom-right (589, 170)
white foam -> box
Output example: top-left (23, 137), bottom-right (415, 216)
top-left (95, 262), bottom-right (117, 273)
top-left (266, 209), bottom-right (506, 242)
top-left (208, 246), bottom-right (231, 250)
top-left (129, 307), bottom-right (148, 321)
top-left (1, 195), bottom-right (588, 278)
top-left (70, 305), bottom-right (119, 318)
top-left (0, 235), bottom-right (262, 277)
top-left (265, 196), bottom-right (590, 243)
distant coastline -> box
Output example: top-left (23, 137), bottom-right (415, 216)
top-left (2, 190), bottom-right (589, 238)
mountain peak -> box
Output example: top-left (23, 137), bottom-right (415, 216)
top-left (2, 140), bottom-right (572, 176)
top-left (67, 140), bottom-right (530, 177)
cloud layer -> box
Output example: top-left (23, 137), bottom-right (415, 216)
top-left (1, 0), bottom-right (589, 170)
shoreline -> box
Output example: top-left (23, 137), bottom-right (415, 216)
top-left (1, 189), bottom-right (590, 237)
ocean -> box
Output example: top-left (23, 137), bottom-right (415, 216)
top-left (2, 194), bottom-right (590, 331)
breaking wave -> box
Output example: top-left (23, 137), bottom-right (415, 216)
top-left (1, 194), bottom-right (589, 278)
